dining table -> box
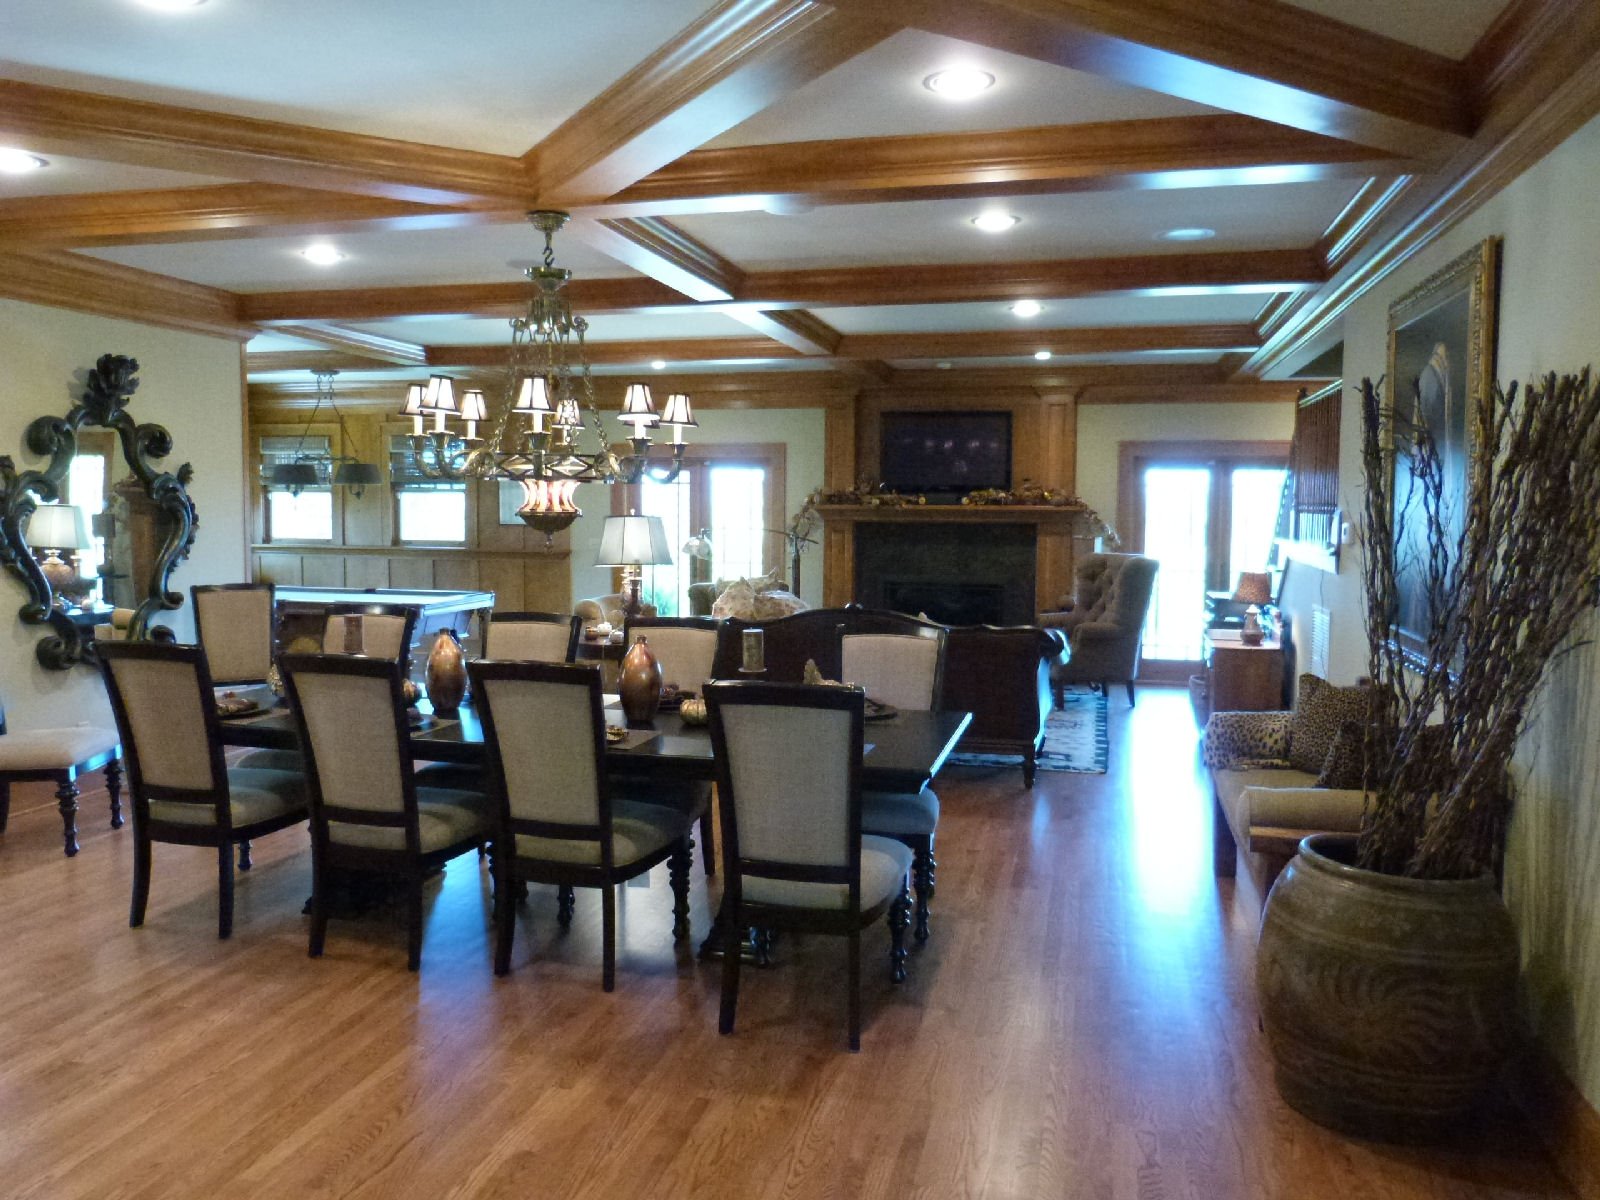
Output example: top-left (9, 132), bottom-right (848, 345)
top-left (216, 686), bottom-right (973, 797)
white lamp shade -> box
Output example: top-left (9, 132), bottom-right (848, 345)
top-left (659, 392), bottom-right (696, 427)
top-left (595, 514), bottom-right (674, 567)
top-left (26, 503), bottom-right (89, 550)
top-left (460, 388), bottom-right (488, 423)
top-left (513, 376), bottom-right (552, 412)
top-left (400, 382), bottom-right (426, 416)
top-left (421, 375), bottom-right (458, 414)
top-left (619, 382), bottom-right (659, 426)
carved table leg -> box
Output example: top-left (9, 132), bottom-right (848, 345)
top-left (889, 880), bottom-right (911, 983)
top-left (57, 776), bottom-right (80, 857)
top-left (238, 839), bottom-right (253, 871)
top-left (105, 759), bottom-right (124, 829)
top-left (668, 838), bottom-right (692, 942)
top-left (556, 884), bottom-right (576, 928)
top-left (912, 846), bottom-right (935, 944)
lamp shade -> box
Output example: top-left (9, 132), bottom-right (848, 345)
top-left (513, 376), bottom-right (552, 413)
top-left (333, 461), bottom-right (382, 488)
top-left (659, 392), bottom-right (696, 427)
top-left (25, 503), bottom-right (90, 550)
top-left (399, 382), bottom-right (426, 417)
top-left (420, 375), bottom-right (458, 414)
top-left (595, 514), bottom-right (674, 567)
top-left (459, 388), bottom-right (488, 423)
top-left (1232, 571), bottom-right (1273, 606)
top-left (619, 382), bottom-right (659, 427)
top-left (270, 461), bottom-right (321, 491)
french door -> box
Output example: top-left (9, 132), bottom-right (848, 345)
top-left (1118, 440), bottom-right (1289, 681)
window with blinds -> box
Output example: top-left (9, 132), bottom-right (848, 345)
top-left (389, 435), bottom-right (467, 543)
top-left (261, 435), bottom-right (334, 541)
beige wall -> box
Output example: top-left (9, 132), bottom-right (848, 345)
top-left (1279, 110), bottom-right (1600, 1110)
top-left (1075, 401), bottom-right (1296, 542)
top-left (0, 300), bottom-right (247, 731)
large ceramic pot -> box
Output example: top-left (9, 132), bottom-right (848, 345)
top-left (425, 629), bottom-right (468, 716)
top-left (1256, 833), bottom-right (1519, 1141)
top-left (619, 634), bottom-right (662, 725)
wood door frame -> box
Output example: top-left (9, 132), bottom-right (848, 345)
top-left (1117, 439), bottom-right (1289, 682)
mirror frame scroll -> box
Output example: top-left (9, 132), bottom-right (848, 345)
top-left (0, 354), bottom-right (198, 670)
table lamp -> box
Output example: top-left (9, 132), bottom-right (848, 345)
top-left (596, 513), bottom-right (673, 619)
top-left (25, 503), bottom-right (90, 598)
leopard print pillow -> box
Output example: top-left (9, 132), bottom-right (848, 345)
top-left (1316, 718), bottom-right (1368, 789)
top-left (1289, 674), bottom-right (1369, 775)
top-left (1202, 710), bottom-right (1292, 770)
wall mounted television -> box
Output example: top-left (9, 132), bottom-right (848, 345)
top-left (879, 411), bottom-right (1012, 496)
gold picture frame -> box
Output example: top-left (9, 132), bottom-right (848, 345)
top-left (1384, 236), bottom-right (1500, 668)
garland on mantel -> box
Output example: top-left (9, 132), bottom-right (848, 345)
top-left (806, 480), bottom-right (1118, 544)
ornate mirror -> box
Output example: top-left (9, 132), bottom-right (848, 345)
top-left (0, 355), bottom-right (198, 669)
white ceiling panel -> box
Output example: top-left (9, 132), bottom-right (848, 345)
top-left (707, 29), bottom-right (1215, 149)
top-left (677, 181), bottom-right (1360, 269)
top-left (815, 294), bottom-right (1273, 334)
top-left (85, 222), bottom-right (633, 292)
top-left (0, 0), bottom-right (720, 155)
top-left (347, 310), bottom-right (755, 345)
top-left (891, 352), bottom-right (1225, 370)
top-left (244, 331), bottom-right (326, 353)
top-left (1279, 0), bottom-right (1507, 58)
top-left (0, 154), bottom-right (229, 197)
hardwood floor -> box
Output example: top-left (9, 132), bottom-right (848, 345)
top-left (0, 688), bottom-right (1573, 1199)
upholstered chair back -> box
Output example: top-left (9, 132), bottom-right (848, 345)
top-left (97, 642), bottom-right (224, 797)
top-left (625, 617), bottom-right (719, 692)
top-left (1064, 553), bottom-right (1158, 633)
top-left (486, 612), bottom-right (580, 663)
top-left (469, 661), bottom-right (609, 863)
top-left (191, 584), bottom-right (275, 684)
top-left (281, 656), bottom-right (412, 846)
top-left (320, 604), bottom-right (418, 666)
top-left (706, 681), bottom-right (864, 908)
top-left (841, 631), bottom-right (945, 711)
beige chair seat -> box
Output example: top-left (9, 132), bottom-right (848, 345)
top-left (0, 725), bottom-right (119, 770)
top-left (149, 766), bottom-right (306, 827)
top-left (513, 798), bottom-right (692, 866)
top-left (861, 787), bottom-right (939, 837)
top-left (328, 787), bottom-right (490, 852)
top-left (745, 835), bottom-right (912, 911)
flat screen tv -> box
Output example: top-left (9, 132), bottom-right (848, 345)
top-left (879, 411), bottom-right (1012, 496)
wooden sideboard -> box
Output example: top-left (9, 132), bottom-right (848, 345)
top-left (1200, 629), bottom-right (1287, 718)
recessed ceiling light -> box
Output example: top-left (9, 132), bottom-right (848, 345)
top-left (1033, 350), bottom-right (1053, 361)
top-left (971, 211), bottom-right (1020, 234)
top-left (1011, 300), bottom-right (1043, 319)
top-left (135, 0), bottom-right (209, 10)
top-left (923, 67), bottom-right (995, 100)
top-left (299, 244), bottom-right (345, 266)
top-left (1162, 227), bottom-right (1216, 241)
top-left (0, 147), bottom-right (48, 174)
top-left (651, 360), bottom-right (667, 370)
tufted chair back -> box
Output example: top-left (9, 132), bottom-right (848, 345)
top-left (1041, 553), bottom-right (1159, 705)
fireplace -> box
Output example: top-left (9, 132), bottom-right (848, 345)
top-left (854, 522), bottom-right (1036, 626)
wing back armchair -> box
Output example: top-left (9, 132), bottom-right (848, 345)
top-left (1041, 552), bottom-right (1158, 706)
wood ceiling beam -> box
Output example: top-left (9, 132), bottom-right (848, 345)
top-left (571, 216), bottom-right (742, 302)
top-left (271, 322), bottom-right (428, 366)
top-left (727, 308), bottom-right (843, 355)
top-left (0, 184), bottom-right (501, 250)
top-left (247, 336), bottom-right (799, 375)
top-left (0, 248), bottom-right (250, 339)
top-left (597, 114), bottom-right (1408, 216)
top-left (837, 323), bottom-right (1260, 361)
top-left (823, 0), bottom-right (1471, 159)
top-left (239, 249), bottom-right (1322, 323)
top-left (884, 362), bottom-right (1229, 390)
top-left (531, 0), bottom-right (897, 205)
top-left (0, 79), bottom-right (530, 205)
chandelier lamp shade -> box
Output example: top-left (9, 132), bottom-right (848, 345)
top-left (394, 210), bottom-right (696, 537)
top-left (269, 370), bottom-right (382, 498)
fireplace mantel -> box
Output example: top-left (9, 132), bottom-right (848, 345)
top-left (814, 503), bottom-right (1093, 616)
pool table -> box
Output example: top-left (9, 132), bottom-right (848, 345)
top-left (273, 586), bottom-right (496, 663)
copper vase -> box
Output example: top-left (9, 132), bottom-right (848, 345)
top-left (425, 629), bottom-right (468, 716)
top-left (619, 634), bottom-right (662, 725)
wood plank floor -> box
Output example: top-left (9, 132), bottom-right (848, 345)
top-left (0, 688), bottom-right (1574, 1199)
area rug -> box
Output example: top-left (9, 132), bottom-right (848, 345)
top-left (947, 687), bottom-right (1108, 775)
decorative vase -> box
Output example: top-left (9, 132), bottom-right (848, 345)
top-left (619, 634), bottom-right (662, 725)
top-left (1256, 833), bottom-right (1519, 1141)
top-left (1240, 605), bottom-right (1265, 646)
top-left (425, 629), bottom-right (468, 716)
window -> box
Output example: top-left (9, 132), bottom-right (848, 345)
top-left (390, 435), bottom-right (467, 544)
top-left (260, 435), bottom-right (334, 542)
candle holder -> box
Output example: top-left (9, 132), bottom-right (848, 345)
top-left (739, 628), bottom-right (765, 676)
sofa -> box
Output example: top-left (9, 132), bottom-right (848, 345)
top-left (1201, 676), bottom-right (1369, 889)
top-left (1040, 552), bottom-right (1158, 707)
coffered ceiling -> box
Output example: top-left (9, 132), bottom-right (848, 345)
top-left (0, 0), bottom-right (1595, 404)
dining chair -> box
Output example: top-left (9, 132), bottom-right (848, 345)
top-left (0, 694), bottom-right (122, 858)
top-left (320, 602), bottom-right (420, 667)
top-left (96, 641), bottom-right (307, 939)
top-left (468, 659), bottom-right (695, 992)
top-left (705, 680), bottom-right (912, 1051)
top-left (485, 611), bottom-right (581, 662)
top-left (191, 583), bottom-right (276, 685)
top-left (280, 653), bottom-right (492, 970)
top-left (841, 627), bottom-right (946, 944)
top-left (621, 614), bottom-right (721, 876)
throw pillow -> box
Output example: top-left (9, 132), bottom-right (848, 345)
top-left (1288, 674), bottom-right (1369, 775)
top-left (1317, 718), bottom-right (1368, 789)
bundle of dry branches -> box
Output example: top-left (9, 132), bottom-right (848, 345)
top-left (1357, 370), bottom-right (1600, 879)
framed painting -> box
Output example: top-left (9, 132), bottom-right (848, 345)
top-left (1384, 236), bottom-right (1500, 668)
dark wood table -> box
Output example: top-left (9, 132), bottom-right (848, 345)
top-left (218, 689), bottom-right (972, 796)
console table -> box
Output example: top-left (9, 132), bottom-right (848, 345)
top-left (1199, 629), bottom-right (1286, 720)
